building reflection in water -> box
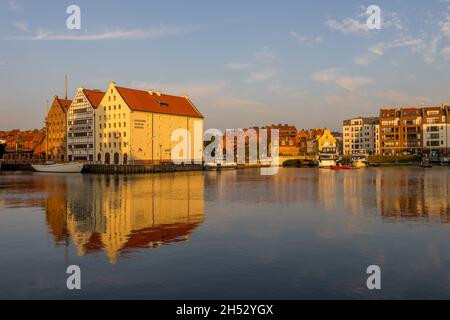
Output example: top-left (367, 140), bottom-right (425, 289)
top-left (203, 168), bottom-right (450, 223)
top-left (45, 173), bottom-right (205, 264)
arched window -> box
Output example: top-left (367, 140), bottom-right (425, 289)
top-left (97, 153), bottom-right (102, 162)
top-left (114, 152), bottom-right (120, 165)
top-left (123, 153), bottom-right (128, 165)
top-left (105, 153), bottom-right (110, 165)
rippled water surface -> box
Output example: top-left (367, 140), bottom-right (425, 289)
top-left (0, 167), bottom-right (450, 299)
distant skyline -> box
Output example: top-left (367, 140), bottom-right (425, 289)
top-left (1, 0), bottom-right (450, 131)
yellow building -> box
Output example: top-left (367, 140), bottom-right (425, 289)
top-left (95, 82), bottom-right (204, 165)
top-left (316, 129), bottom-right (337, 153)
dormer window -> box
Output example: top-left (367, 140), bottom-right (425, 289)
top-left (160, 102), bottom-right (169, 107)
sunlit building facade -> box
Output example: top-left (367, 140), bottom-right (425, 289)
top-left (46, 96), bottom-right (72, 161)
top-left (343, 117), bottom-right (380, 155)
top-left (67, 88), bottom-right (105, 162)
top-left (95, 82), bottom-right (204, 165)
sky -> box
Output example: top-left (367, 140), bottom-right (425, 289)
top-left (1, 0), bottom-right (450, 131)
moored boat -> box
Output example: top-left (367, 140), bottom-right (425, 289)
top-left (204, 159), bottom-right (237, 171)
top-left (420, 157), bottom-right (432, 168)
top-left (318, 153), bottom-right (339, 168)
top-left (330, 164), bottom-right (352, 170)
top-left (351, 153), bottom-right (369, 168)
top-left (31, 162), bottom-right (84, 173)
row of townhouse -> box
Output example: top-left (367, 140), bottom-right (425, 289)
top-left (343, 105), bottom-right (450, 156)
top-left (46, 81), bottom-right (205, 165)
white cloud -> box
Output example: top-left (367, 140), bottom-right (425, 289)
top-left (441, 47), bottom-right (450, 59)
top-left (246, 70), bottom-right (275, 83)
top-left (288, 31), bottom-right (323, 45)
top-left (268, 81), bottom-right (307, 100)
top-left (441, 14), bottom-right (450, 38)
top-left (354, 38), bottom-right (425, 66)
top-left (9, 25), bottom-right (196, 41)
top-left (255, 46), bottom-right (276, 63)
top-left (335, 77), bottom-right (373, 92)
top-left (326, 18), bottom-right (367, 34)
top-left (312, 68), bottom-right (343, 83)
top-left (327, 7), bottom-right (403, 35)
top-left (313, 68), bottom-right (373, 92)
top-left (13, 21), bottom-right (29, 32)
top-left (375, 90), bottom-right (433, 106)
top-left (223, 63), bottom-right (251, 70)
top-left (8, 0), bottom-right (20, 11)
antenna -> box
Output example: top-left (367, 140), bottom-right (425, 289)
top-left (65, 74), bottom-right (68, 100)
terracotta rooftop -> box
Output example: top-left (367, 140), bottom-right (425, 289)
top-left (57, 97), bottom-right (72, 113)
top-left (115, 86), bottom-right (203, 118)
top-left (83, 89), bottom-right (105, 109)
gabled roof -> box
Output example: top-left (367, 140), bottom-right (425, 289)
top-left (57, 97), bottom-right (72, 113)
top-left (115, 86), bottom-right (204, 118)
top-left (82, 89), bottom-right (105, 109)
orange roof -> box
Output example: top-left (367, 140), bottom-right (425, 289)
top-left (83, 89), bottom-right (105, 109)
top-left (57, 98), bottom-right (72, 112)
top-left (115, 86), bottom-right (203, 118)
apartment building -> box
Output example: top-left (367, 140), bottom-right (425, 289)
top-left (95, 82), bottom-right (204, 165)
top-left (379, 106), bottom-right (450, 155)
top-left (422, 106), bottom-right (448, 154)
top-left (46, 96), bottom-right (72, 161)
top-left (343, 117), bottom-right (380, 155)
top-left (67, 88), bottom-right (105, 162)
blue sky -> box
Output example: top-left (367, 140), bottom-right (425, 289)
top-left (1, 0), bottom-right (450, 131)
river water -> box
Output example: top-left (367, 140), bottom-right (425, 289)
top-left (0, 167), bottom-right (449, 299)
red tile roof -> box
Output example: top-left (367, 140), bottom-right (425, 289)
top-left (57, 97), bottom-right (72, 113)
top-left (82, 89), bottom-right (105, 109)
top-left (115, 86), bottom-right (203, 118)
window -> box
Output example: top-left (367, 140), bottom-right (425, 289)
top-left (124, 132), bottom-right (126, 137)
top-left (108, 106), bottom-right (111, 110)
top-left (114, 105), bottom-right (116, 110)
top-left (124, 122), bottom-right (126, 127)
top-left (99, 133), bottom-right (102, 138)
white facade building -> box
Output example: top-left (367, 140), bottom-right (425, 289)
top-left (67, 88), bottom-right (105, 162)
top-left (343, 117), bottom-right (380, 155)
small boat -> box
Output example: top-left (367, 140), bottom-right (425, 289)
top-left (351, 153), bottom-right (369, 168)
top-left (31, 162), bottom-right (84, 173)
top-left (318, 153), bottom-right (339, 168)
top-left (330, 164), bottom-right (352, 170)
top-left (420, 157), bottom-right (432, 168)
top-left (440, 155), bottom-right (450, 166)
top-left (204, 159), bottom-right (237, 171)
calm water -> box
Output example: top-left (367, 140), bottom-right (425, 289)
top-left (0, 167), bottom-right (450, 299)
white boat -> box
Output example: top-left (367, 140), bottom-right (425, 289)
top-left (352, 153), bottom-right (369, 168)
top-left (204, 159), bottom-right (237, 171)
top-left (318, 153), bottom-right (338, 168)
top-left (31, 162), bottom-right (84, 173)
top-left (440, 155), bottom-right (450, 166)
